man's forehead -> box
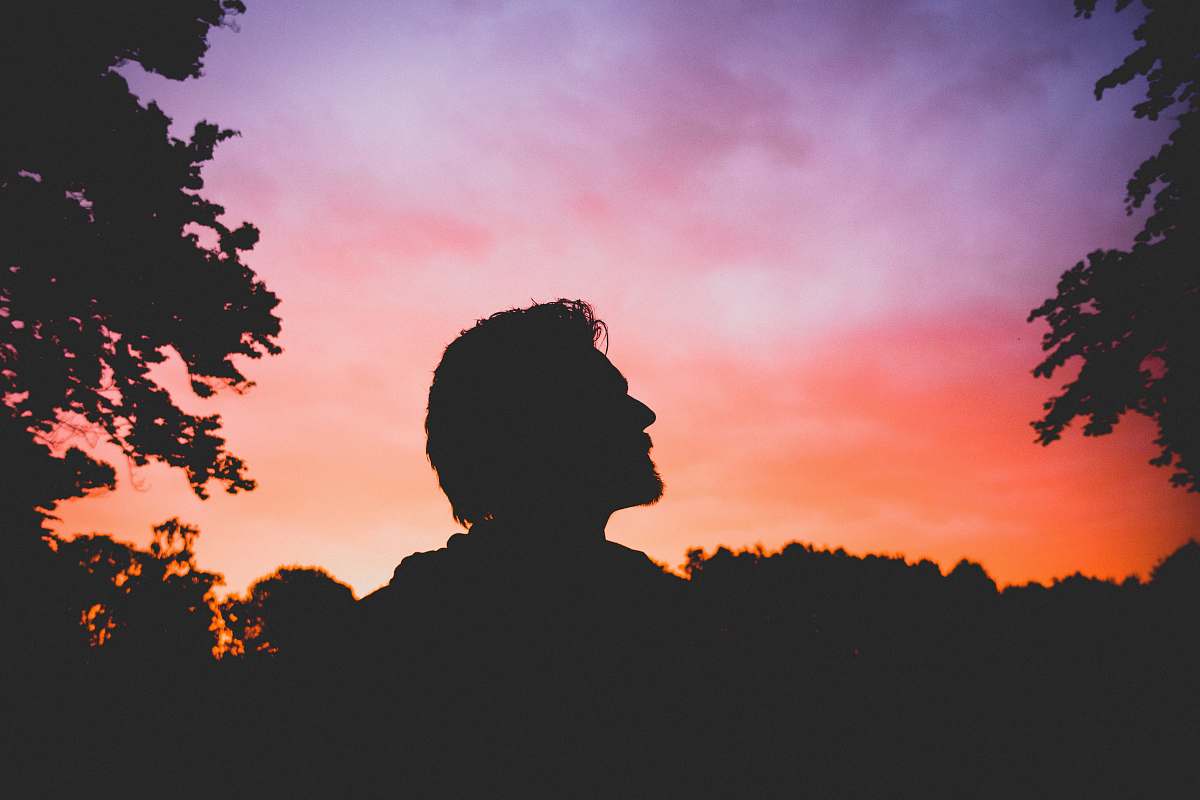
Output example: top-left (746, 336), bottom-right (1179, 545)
top-left (563, 347), bottom-right (628, 391)
top-left (588, 349), bottom-right (628, 387)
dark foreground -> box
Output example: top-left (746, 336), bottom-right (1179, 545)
top-left (7, 533), bottom-right (1199, 798)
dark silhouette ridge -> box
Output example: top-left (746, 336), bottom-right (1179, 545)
top-left (10, 518), bottom-right (1200, 796)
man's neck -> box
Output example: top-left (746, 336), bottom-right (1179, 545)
top-left (486, 506), bottom-right (612, 548)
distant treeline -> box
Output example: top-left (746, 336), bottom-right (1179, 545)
top-left (6, 526), bottom-right (1198, 797)
top-left (9, 524), bottom-right (1198, 664)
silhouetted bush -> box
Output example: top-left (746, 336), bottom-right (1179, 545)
top-left (220, 567), bottom-right (356, 659)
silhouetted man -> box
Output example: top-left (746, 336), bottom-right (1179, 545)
top-left (361, 297), bottom-right (671, 605)
top-left (355, 300), bottom-right (687, 786)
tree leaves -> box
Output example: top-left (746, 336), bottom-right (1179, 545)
top-left (1, 2), bottom-right (282, 524)
top-left (1032, 1), bottom-right (1199, 491)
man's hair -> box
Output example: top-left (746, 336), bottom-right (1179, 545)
top-left (426, 299), bottom-right (608, 525)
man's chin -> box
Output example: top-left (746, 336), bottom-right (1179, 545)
top-left (603, 457), bottom-right (664, 511)
top-left (628, 465), bottom-right (664, 508)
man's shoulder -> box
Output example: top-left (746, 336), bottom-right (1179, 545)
top-left (393, 534), bottom-right (465, 577)
top-left (602, 540), bottom-right (683, 583)
top-left (357, 535), bottom-right (464, 612)
top-left (359, 531), bottom-right (682, 613)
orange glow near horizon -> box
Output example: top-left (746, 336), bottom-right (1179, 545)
top-left (50, 305), bottom-right (1196, 597)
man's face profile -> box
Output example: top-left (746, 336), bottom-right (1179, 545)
top-left (515, 343), bottom-right (662, 519)
top-left (558, 347), bottom-right (663, 515)
top-left (425, 300), bottom-right (664, 528)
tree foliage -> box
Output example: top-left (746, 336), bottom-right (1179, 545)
top-left (220, 567), bottom-right (356, 658)
top-left (1, 1), bottom-right (281, 529)
top-left (51, 518), bottom-right (224, 660)
top-left (1030, 0), bottom-right (1200, 490)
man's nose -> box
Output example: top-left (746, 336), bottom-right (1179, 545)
top-left (630, 396), bottom-right (656, 429)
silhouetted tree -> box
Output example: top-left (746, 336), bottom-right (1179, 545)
top-left (1, 1), bottom-right (280, 534)
top-left (1030, 0), bottom-right (1200, 490)
top-left (220, 567), bottom-right (355, 659)
top-left (946, 557), bottom-right (999, 596)
top-left (1147, 537), bottom-right (1200, 610)
top-left (1149, 537), bottom-right (1200, 585)
top-left (51, 518), bottom-right (223, 662)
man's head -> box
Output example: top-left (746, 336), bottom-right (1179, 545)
top-left (426, 299), bottom-right (662, 527)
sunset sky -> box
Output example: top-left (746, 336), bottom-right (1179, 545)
top-left (52, 0), bottom-right (1197, 597)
